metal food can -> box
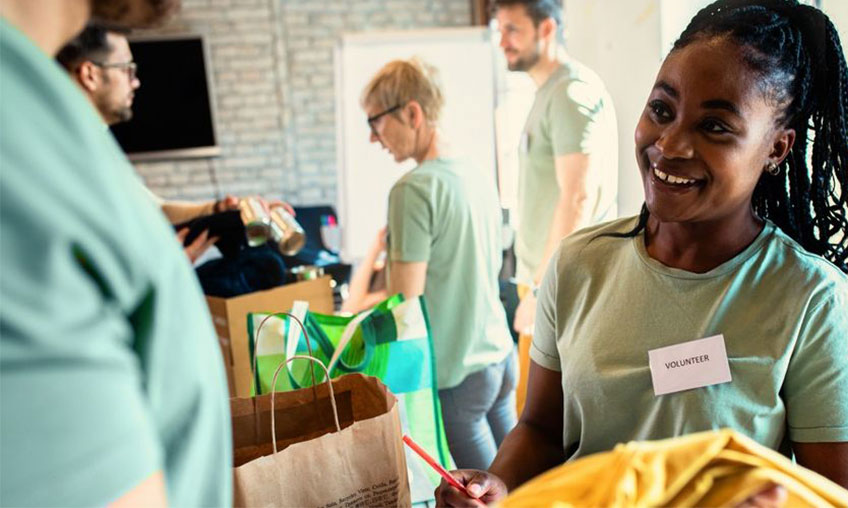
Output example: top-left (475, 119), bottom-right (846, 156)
top-left (269, 206), bottom-right (306, 256)
top-left (238, 197), bottom-right (271, 247)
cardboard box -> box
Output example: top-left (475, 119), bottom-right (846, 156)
top-left (206, 276), bottom-right (334, 397)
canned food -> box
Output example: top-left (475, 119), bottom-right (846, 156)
top-left (269, 206), bottom-right (306, 256)
top-left (238, 197), bottom-right (271, 247)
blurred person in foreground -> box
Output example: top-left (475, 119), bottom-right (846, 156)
top-left (0, 0), bottom-right (232, 505)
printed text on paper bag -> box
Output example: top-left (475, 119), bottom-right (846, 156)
top-left (322, 477), bottom-right (400, 508)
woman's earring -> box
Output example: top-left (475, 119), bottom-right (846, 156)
top-left (767, 161), bottom-right (780, 176)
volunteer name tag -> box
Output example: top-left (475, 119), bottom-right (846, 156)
top-left (648, 334), bottom-right (732, 396)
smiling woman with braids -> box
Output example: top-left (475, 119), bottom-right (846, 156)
top-left (435, 0), bottom-right (848, 504)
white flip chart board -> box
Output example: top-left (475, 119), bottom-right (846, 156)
top-left (335, 27), bottom-right (498, 262)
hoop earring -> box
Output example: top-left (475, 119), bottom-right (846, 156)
top-left (766, 161), bottom-right (780, 176)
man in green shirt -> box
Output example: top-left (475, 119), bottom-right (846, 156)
top-left (494, 0), bottom-right (619, 414)
top-left (0, 0), bottom-right (231, 505)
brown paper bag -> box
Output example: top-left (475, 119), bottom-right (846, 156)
top-left (231, 357), bottom-right (411, 507)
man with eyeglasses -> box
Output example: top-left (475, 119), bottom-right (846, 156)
top-left (57, 23), bottom-right (222, 260)
top-left (57, 23), bottom-right (139, 126)
top-left (57, 23), bottom-right (293, 262)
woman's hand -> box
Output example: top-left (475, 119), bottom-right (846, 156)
top-left (735, 483), bottom-right (787, 508)
top-left (434, 469), bottom-right (508, 507)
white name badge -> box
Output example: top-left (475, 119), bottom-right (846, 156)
top-left (648, 334), bottom-right (732, 396)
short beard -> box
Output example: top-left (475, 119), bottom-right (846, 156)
top-left (115, 107), bottom-right (134, 124)
top-left (91, 0), bottom-right (180, 28)
top-left (508, 48), bottom-right (541, 72)
top-left (95, 84), bottom-right (135, 126)
top-left (102, 105), bottom-right (134, 126)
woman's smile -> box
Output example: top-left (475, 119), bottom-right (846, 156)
top-left (649, 160), bottom-right (704, 193)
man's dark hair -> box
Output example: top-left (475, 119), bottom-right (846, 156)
top-left (56, 22), bottom-right (131, 71)
top-left (493, 0), bottom-right (565, 42)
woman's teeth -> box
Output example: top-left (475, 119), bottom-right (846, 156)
top-left (653, 166), bottom-right (696, 185)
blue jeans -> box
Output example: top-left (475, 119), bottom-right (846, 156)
top-left (438, 350), bottom-right (518, 470)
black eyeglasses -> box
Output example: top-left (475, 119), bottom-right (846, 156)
top-left (367, 104), bottom-right (401, 135)
top-left (92, 60), bottom-right (138, 81)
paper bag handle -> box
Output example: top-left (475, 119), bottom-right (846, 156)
top-left (269, 355), bottom-right (341, 454)
top-left (252, 311), bottom-right (316, 395)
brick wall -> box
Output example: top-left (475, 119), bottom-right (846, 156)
top-left (135, 0), bottom-right (471, 206)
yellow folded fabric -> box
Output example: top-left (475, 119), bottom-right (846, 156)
top-left (500, 429), bottom-right (848, 508)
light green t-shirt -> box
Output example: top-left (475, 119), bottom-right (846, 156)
top-left (0, 19), bottom-right (231, 507)
top-left (532, 217), bottom-right (848, 461)
top-left (516, 60), bottom-right (619, 284)
top-left (387, 158), bottom-right (513, 389)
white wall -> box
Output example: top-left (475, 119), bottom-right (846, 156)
top-left (563, 0), bottom-right (847, 218)
top-left (659, 0), bottom-right (712, 56)
top-left (821, 0), bottom-right (848, 49)
top-left (563, 0), bottom-right (662, 217)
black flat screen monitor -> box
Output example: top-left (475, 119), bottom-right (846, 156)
top-left (110, 34), bottom-right (220, 161)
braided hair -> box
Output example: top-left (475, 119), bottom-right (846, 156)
top-left (620, 0), bottom-right (848, 273)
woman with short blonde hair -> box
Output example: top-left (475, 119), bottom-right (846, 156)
top-left (359, 57), bottom-right (517, 471)
top-left (361, 58), bottom-right (444, 126)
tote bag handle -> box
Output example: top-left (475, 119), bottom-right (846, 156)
top-left (252, 307), bottom-right (317, 395)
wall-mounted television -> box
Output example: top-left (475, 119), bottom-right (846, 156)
top-left (110, 34), bottom-right (220, 161)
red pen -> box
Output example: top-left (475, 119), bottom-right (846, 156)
top-left (402, 434), bottom-right (471, 497)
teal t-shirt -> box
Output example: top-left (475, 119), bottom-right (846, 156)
top-left (532, 217), bottom-right (848, 460)
top-left (516, 60), bottom-right (619, 284)
top-left (387, 158), bottom-right (513, 389)
top-left (0, 19), bottom-right (231, 506)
